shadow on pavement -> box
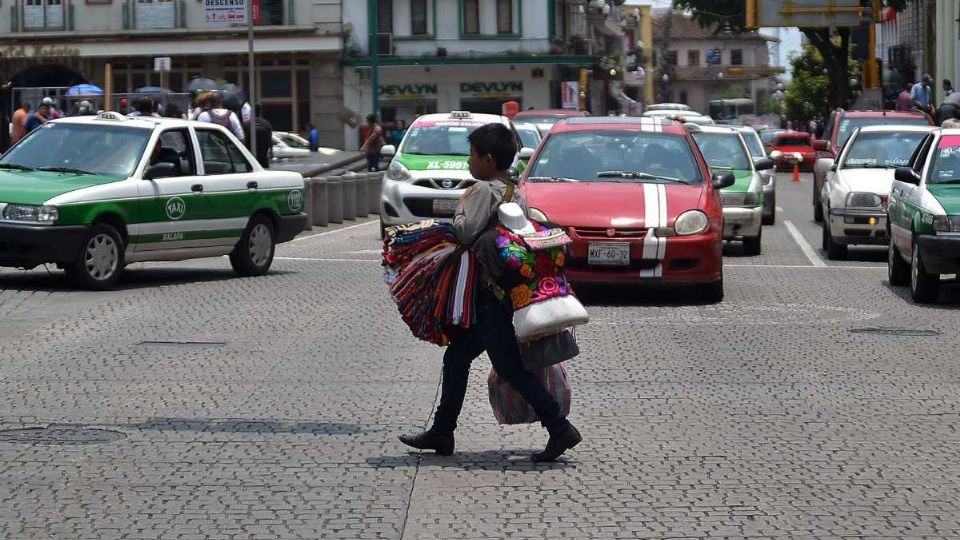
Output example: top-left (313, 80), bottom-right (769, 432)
top-left (883, 280), bottom-right (960, 308)
top-left (126, 418), bottom-right (373, 435)
top-left (574, 283), bottom-right (717, 307)
top-left (367, 451), bottom-right (577, 471)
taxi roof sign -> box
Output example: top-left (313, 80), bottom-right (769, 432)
top-left (96, 111), bottom-right (128, 121)
top-left (449, 111), bottom-right (472, 119)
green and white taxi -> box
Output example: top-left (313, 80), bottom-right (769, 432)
top-left (819, 125), bottom-right (933, 260)
top-left (378, 111), bottom-right (532, 235)
top-left (689, 124), bottom-right (773, 255)
top-left (0, 112), bottom-right (307, 289)
top-left (888, 128), bottom-right (960, 303)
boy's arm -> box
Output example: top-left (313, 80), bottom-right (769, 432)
top-left (453, 183), bottom-right (497, 245)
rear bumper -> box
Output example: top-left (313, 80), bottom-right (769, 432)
top-left (917, 234), bottom-right (960, 274)
top-left (0, 223), bottom-right (89, 268)
top-left (564, 232), bottom-right (722, 284)
top-left (276, 213), bottom-right (308, 243)
top-left (722, 206), bottom-right (762, 238)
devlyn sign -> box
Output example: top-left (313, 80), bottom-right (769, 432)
top-left (461, 82), bottom-right (523, 97)
top-left (379, 84), bottom-right (438, 100)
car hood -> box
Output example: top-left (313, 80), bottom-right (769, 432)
top-left (926, 184), bottom-right (960, 214)
top-left (836, 167), bottom-right (896, 194)
top-left (0, 170), bottom-right (123, 205)
top-left (521, 181), bottom-right (705, 228)
top-left (394, 154), bottom-right (470, 173)
top-left (718, 169), bottom-right (756, 194)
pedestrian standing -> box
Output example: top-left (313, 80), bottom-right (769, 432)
top-left (306, 123), bottom-right (319, 152)
top-left (11, 103), bottom-right (30, 144)
top-left (244, 103), bottom-right (273, 168)
top-left (399, 123), bottom-right (582, 463)
top-left (944, 79), bottom-right (954, 97)
top-left (196, 93), bottom-right (245, 141)
top-left (25, 104), bottom-right (52, 133)
top-left (911, 74), bottom-right (935, 117)
top-left (391, 119), bottom-right (407, 146)
top-left (895, 82), bottom-right (914, 111)
top-left (360, 114), bottom-right (385, 172)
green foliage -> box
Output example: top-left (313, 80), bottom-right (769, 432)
top-left (716, 83), bottom-right (750, 99)
top-left (784, 45), bottom-right (861, 122)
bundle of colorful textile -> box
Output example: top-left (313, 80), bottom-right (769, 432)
top-left (383, 220), bottom-right (478, 346)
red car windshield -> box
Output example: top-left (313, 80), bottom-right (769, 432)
top-left (838, 116), bottom-right (930, 147)
top-left (527, 130), bottom-right (703, 184)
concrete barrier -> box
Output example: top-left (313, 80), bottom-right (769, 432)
top-left (353, 175), bottom-right (369, 218)
top-left (302, 178), bottom-right (314, 231)
top-left (311, 178), bottom-right (329, 227)
top-left (341, 176), bottom-right (357, 220)
top-left (326, 179), bottom-right (344, 224)
top-left (366, 174), bottom-right (381, 215)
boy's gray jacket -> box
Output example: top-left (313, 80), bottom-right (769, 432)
top-left (453, 179), bottom-right (527, 245)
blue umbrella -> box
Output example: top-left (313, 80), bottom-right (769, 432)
top-left (66, 83), bottom-right (103, 96)
top-left (133, 86), bottom-right (173, 95)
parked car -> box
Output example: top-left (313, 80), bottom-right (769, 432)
top-left (514, 122), bottom-right (543, 169)
top-left (819, 125), bottom-right (933, 259)
top-left (513, 109), bottom-right (588, 133)
top-left (770, 131), bottom-right (817, 172)
top-left (689, 125), bottom-right (773, 255)
top-left (272, 131), bottom-right (312, 159)
top-left (812, 108), bottom-right (933, 222)
top-left (0, 112), bottom-right (307, 289)
top-left (887, 128), bottom-right (960, 303)
top-left (519, 116), bottom-right (735, 301)
top-left (734, 125), bottom-right (779, 224)
top-left (379, 111), bottom-right (532, 237)
top-left (759, 128), bottom-right (784, 154)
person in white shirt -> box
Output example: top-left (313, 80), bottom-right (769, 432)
top-left (195, 93), bottom-right (245, 141)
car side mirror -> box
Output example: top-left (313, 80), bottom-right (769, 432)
top-left (894, 167), bottom-right (920, 185)
top-left (754, 158), bottom-right (774, 171)
top-left (519, 147), bottom-right (535, 159)
top-left (380, 144), bottom-right (396, 157)
top-left (769, 150), bottom-right (783, 160)
top-left (507, 166), bottom-right (520, 180)
top-left (813, 139), bottom-right (830, 152)
top-left (830, 162), bottom-right (838, 172)
top-left (711, 171), bottom-right (735, 190)
top-left (144, 162), bottom-right (176, 180)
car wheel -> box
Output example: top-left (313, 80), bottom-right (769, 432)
top-left (743, 227), bottom-right (762, 256)
top-left (380, 218), bottom-right (387, 240)
top-left (813, 181), bottom-right (823, 222)
top-left (694, 278), bottom-right (724, 303)
top-left (66, 222), bottom-right (125, 290)
top-left (824, 219), bottom-right (847, 260)
top-left (888, 239), bottom-right (909, 286)
top-left (762, 204), bottom-right (776, 226)
top-left (910, 239), bottom-right (939, 303)
top-left (230, 214), bottom-right (275, 277)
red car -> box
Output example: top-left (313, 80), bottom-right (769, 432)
top-left (519, 117), bottom-right (735, 301)
top-left (770, 130), bottom-right (817, 171)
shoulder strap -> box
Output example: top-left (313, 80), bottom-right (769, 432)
top-left (504, 182), bottom-right (515, 204)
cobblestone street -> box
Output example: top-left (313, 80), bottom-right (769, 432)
top-left (3, 172), bottom-right (960, 538)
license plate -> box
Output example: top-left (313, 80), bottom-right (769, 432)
top-left (588, 242), bottom-right (630, 266)
top-left (432, 198), bottom-right (458, 215)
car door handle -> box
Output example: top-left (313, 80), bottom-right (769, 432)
top-left (246, 181), bottom-right (258, 189)
top-left (191, 184), bottom-right (204, 193)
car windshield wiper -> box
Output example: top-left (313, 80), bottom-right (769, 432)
top-left (596, 170), bottom-right (686, 184)
top-left (527, 176), bottom-right (579, 183)
top-left (37, 166), bottom-right (94, 175)
top-left (845, 164), bottom-right (893, 169)
top-left (707, 165), bottom-right (734, 170)
top-left (0, 163), bottom-right (36, 171)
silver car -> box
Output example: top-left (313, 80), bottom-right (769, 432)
top-left (735, 126), bottom-right (779, 225)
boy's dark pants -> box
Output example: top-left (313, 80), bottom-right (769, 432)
top-left (431, 289), bottom-right (569, 435)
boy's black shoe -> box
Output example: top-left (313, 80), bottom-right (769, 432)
top-left (531, 424), bottom-right (582, 462)
top-left (399, 430), bottom-right (455, 456)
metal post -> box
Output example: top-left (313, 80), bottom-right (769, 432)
top-left (247, 0), bottom-right (256, 159)
top-left (369, 0), bottom-right (379, 119)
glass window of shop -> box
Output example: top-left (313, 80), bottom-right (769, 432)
top-left (112, 60), bottom-right (204, 94)
top-left (223, 62), bottom-right (311, 133)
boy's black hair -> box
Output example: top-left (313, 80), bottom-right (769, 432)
top-left (468, 123), bottom-right (517, 171)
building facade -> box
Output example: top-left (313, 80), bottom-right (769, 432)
top-left (341, 0), bottom-right (643, 149)
top-left (652, 12), bottom-right (782, 116)
top-left (0, 0), bottom-right (344, 147)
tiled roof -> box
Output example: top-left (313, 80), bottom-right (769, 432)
top-left (653, 12), bottom-right (770, 42)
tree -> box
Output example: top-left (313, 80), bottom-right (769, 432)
top-left (783, 45), bottom-right (861, 122)
top-left (671, 0), bottom-right (907, 109)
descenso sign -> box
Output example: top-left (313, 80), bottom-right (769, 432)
top-left (204, 0), bottom-right (260, 25)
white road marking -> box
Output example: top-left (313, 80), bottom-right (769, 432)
top-left (343, 249), bottom-right (382, 254)
top-left (290, 219), bottom-right (379, 243)
top-left (783, 219), bottom-right (827, 267)
top-left (776, 206), bottom-right (784, 212)
top-left (275, 257), bottom-right (379, 263)
top-left (725, 264), bottom-right (884, 269)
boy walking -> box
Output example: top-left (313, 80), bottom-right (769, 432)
top-left (399, 123), bottom-right (582, 462)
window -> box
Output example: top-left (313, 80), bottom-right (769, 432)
top-left (23, 0), bottom-right (64, 30)
top-left (687, 50), bottom-right (700, 67)
top-left (150, 129), bottom-right (197, 177)
top-left (497, 0), bottom-right (513, 34)
top-left (665, 50), bottom-right (678, 66)
top-left (135, 0), bottom-right (175, 30)
top-left (463, 0), bottom-right (479, 34)
top-left (256, 0), bottom-right (284, 26)
top-left (196, 129), bottom-right (252, 175)
top-left (411, 0), bottom-right (428, 35)
top-left (730, 49), bottom-right (743, 66)
top-left (377, 0), bottom-right (393, 34)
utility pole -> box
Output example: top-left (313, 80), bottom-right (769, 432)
top-left (247, 0), bottom-right (256, 160)
top-left (368, 0), bottom-right (379, 119)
